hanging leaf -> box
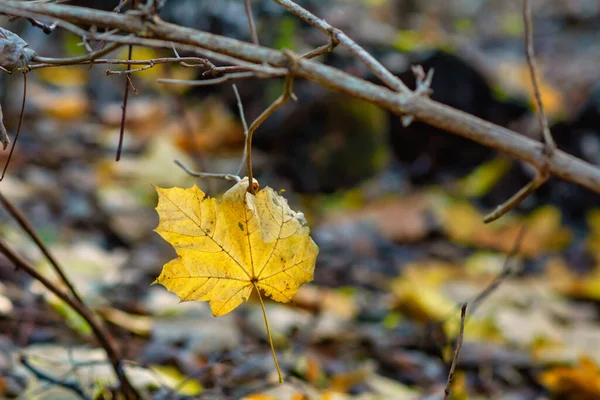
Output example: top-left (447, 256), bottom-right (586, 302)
top-left (153, 178), bottom-right (319, 382)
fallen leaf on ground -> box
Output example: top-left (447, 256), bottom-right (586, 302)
top-left (438, 201), bottom-right (571, 256)
top-left (323, 193), bottom-right (432, 242)
top-left (540, 357), bottom-right (600, 400)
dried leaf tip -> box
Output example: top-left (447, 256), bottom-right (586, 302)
top-left (0, 28), bottom-right (36, 72)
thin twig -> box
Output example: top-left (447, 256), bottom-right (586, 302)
top-left (483, 171), bottom-right (546, 223)
top-left (232, 84), bottom-right (249, 176)
top-left (203, 65), bottom-right (254, 76)
top-left (29, 56), bottom-right (211, 71)
top-left (444, 303), bottom-right (467, 400)
top-left (174, 160), bottom-right (241, 182)
top-left (26, 17), bottom-right (57, 34)
top-left (100, 56), bottom-right (209, 72)
top-left (244, 0), bottom-right (260, 46)
top-left (20, 355), bottom-right (91, 400)
top-left (32, 42), bottom-right (122, 65)
top-left (1, 71), bottom-right (27, 181)
top-left (107, 63), bottom-right (154, 75)
top-left (523, 0), bottom-right (555, 153)
top-left (468, 225), bottom-right (526, 316)
top-left (0, 239), bottom-right (139, 399)
top-left (245, 59), bottom-right (297, 194)
top-left (0, 191), bottom-right (85, 305)
top-left (300, 38), bottom-right (338, 60)
top-left (271, 0), bottom-right (409, 93)
top-left (158, 71), bottom-right (282, 86)
top-left (116, 24), bottom-right (135, 162)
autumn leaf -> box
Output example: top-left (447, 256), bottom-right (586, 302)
top-left (153, 177), bottom-right (319, 381)
top-left (540, 357), bottom-right (600, 400)
top-left (154, 177), bottom-right (318, 315)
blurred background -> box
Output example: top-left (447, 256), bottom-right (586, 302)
top-left (1, 0), bottom-right (600, 398)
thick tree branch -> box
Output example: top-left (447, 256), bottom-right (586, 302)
top-left (1, 2), bottom-right (600, 195)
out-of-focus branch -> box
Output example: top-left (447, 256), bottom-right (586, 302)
top-left (0, 239), bottom-right (139, 399)
top-left (0, 191), bottom-right (85, 305)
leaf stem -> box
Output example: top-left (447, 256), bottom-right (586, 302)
top-left (252, 281), bottom-right (283, 383)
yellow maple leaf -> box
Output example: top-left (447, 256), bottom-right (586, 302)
top-left (153, 177), bottom-right (319, 381)
top-left (154, 177), bottom-right (318, 315)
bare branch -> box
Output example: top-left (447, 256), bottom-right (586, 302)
top-left (0, 2), bottom-right (599, 198)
